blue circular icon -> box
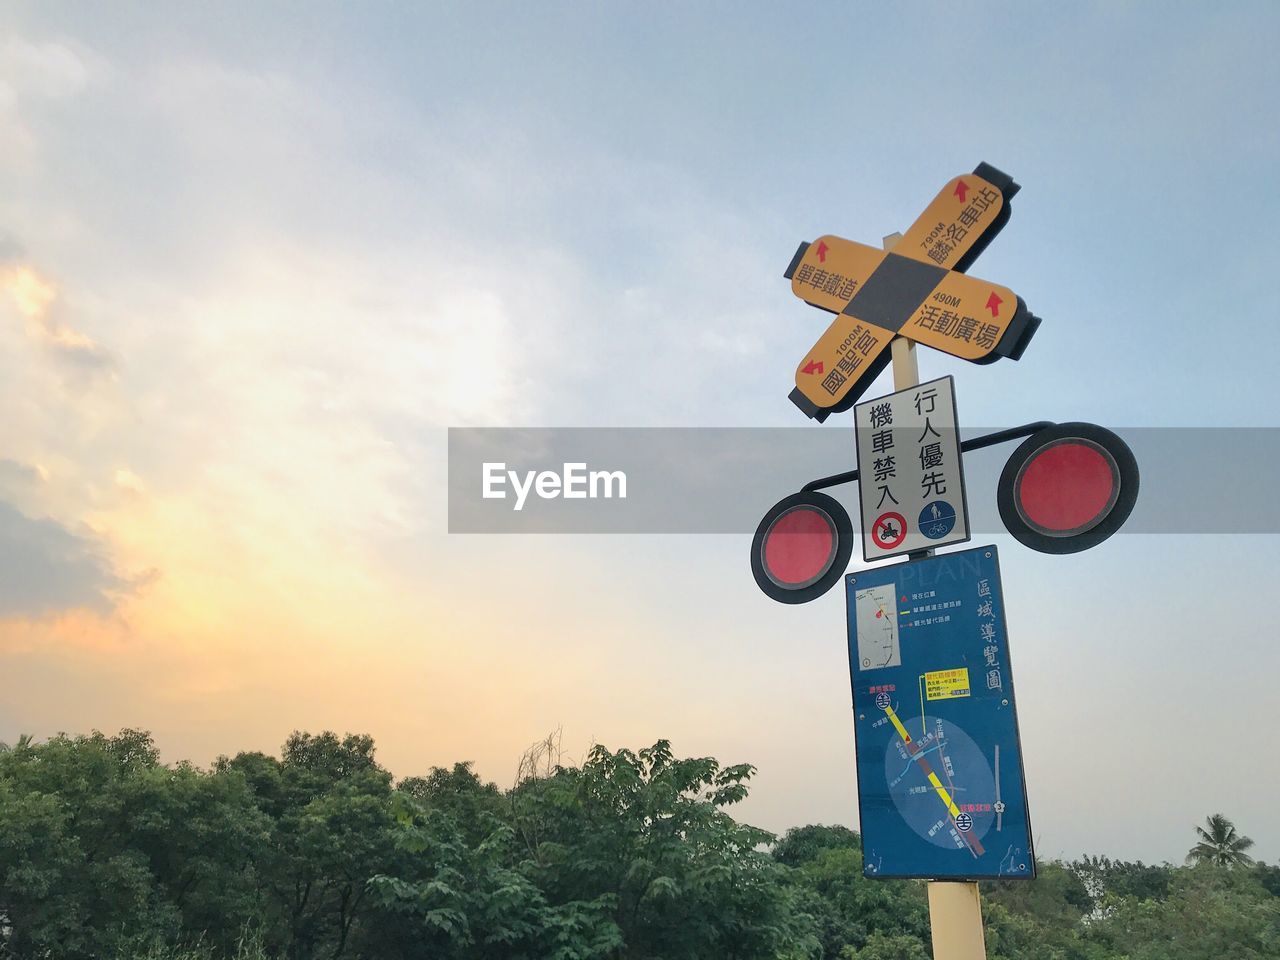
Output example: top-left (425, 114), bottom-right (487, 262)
top-left (875, 692), bottom-right (890, 709)
top-left (956, 812), bottom-right (973, 832)
top-left (919, 500), bottom-right (957, 540)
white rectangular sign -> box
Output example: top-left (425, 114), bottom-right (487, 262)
top-left (854, 375), bottom-right (969, 561)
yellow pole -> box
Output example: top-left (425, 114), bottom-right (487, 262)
top-left (881, 230), bottom-right (987, 960)
top-left (927, 882), bottom-right (987, 959)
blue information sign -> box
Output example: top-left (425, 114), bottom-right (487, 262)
top-left (846, 545), bottom-right (1035, 880)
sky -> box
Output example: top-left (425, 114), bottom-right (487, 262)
top-left (2, 1), bottom-right (1279, 867)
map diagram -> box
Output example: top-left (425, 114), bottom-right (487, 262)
top-left (845, 545), bottom-right (1034, 880)
top-left (883, 713), bottom-right (996, 856)
top-left (855, 584), bottom-right (901, 669)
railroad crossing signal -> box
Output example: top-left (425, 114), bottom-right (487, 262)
top-left (785, 163), bottom-right (1041, 421)
top-left (752, 161), bottom-right (1141, 603)
top-left (751, 162), bottom-right (1143, 960)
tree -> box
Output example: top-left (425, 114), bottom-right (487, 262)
top-left (1069, 855), bottom-right (1172, 907)
top-left (510, 739), bottom-right (817, 960)
top-left (784, 845), bottom-right (927, 960)
top-left (1187, 813), bottom-right (1255, 868)
top-left (121, 759), bottom-right (270, 952)
top-left (1083, 863), bottom-right (1280, 960)
top-left (981, 862), bottom-right (1099, 960)
top-left (987, 860), bottom-right (1092, 921)
top-left (840, 932), bottom-right (929, 960)
top-left (397, 762), bottom-right (507, 849)
top-left (0, 730), bottom-right (190, 958)
top-left (364, 795), bottom-right (619, 960)
top-left (0, 733), bottom-right (35, 753)
top-left (5, 728), bottom-right (1280, 960)
top-left (1254, 861), bottom-right (1280, 898)
top-left (772, 824), bottom-right (860, 868)
top-left (227, 731), bottom-right (401, 960)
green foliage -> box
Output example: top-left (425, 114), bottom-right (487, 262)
top-left (1187, 812), bottom-right (1256, 867)
top-left (0, 730), bottom-right (195, 958)
top-left (1, 730), bottom-right (1277, 959)
top-left (985, 860), bottom-right (1091, 928)
top-left (1069, 854), bottom-right (1173, 907)
top-left (508, 740), bottom-right (814, 960)
top-left (839, 932), bottom-right (929, 960)
top-left (123, 929), bottom-right (272, 960)
top-left (784, 845), bottom-right (928, 960)
top-left (396, 761), bottom-right (506, 848)
top-left (772, 824), bottom-right (861, 868)
top-left (1082, 863), bottom-right (1280, 959)
top-left (1256, 862), bottom-right (1280, 898)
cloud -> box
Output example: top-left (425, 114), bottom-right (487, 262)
top-left (0, 458), bottom-right (47, 515)
top-left (0, 499), bottom-right (128, 618)
top-left (0, 37), bottom-right (106, 166)
top-left (0, 264), bottom-right (114, 375)
top-left (113, 468), bottom-right (146, 498)
top-left (0, 37), bottom-right (98, 100)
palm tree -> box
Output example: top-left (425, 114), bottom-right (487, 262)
top-left (1186, 813), bottom-right (1255, 867)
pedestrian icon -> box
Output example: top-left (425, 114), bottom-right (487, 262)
top-left (919, 500), bottom-right (957, 540)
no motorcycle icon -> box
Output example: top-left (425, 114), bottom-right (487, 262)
top-left (872, 511), bottom-right (907, 549)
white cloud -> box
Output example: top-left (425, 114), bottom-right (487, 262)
top-left (0, 36), bottom-right (106, 167)
top-left (0, 264), bottom-right (114, 375)
top-left (0, 37), bottom-right (100, 99)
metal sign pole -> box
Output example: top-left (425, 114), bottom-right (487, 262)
top-left (928, 882), bottom-right (986, 959)
top-left (884, 233), bottom-right (921, 391)
top-left (881, 230), bottom-right (987, 960)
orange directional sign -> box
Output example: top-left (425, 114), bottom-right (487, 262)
top-left (784, 163), bottom-right (1041, 421)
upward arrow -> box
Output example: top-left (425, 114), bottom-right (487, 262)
top-left (954, 180), bottom-right (969, 203)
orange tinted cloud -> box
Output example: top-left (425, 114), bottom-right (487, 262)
top-left (1, 264), bottom-right (112, 372)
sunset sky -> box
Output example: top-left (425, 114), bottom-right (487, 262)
top-left (3, 1), bottom-right (1279, 866)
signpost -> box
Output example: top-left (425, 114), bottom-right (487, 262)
top-left (854, 375), bottom-right (969, 561)
top-left (874, 232), bottom-right (992, 959)
top-left (783, 164), bottom-right (1041, 421)
top-left (848, 546), bottom-right (1034, 881)
top-left (749, 162), bottom-right (1142, 959)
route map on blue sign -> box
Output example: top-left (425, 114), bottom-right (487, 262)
top-left (846, 545), bottom-right (1035, 881)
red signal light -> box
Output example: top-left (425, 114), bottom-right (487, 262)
top-left (763, 506), bottom-right (837, 587)
top-left (998, 423), bottom-right (1138, 554)
top-left (752, 491), bottom-right (853, 603)
top-left (1016, 440), bottom-right (1118, 536)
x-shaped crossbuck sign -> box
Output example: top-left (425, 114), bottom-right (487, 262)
top-left (784, 163), bottom-right (1041, 421)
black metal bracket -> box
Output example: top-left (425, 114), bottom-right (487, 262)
top-left (801, 421), bottom-right (1056, 493)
